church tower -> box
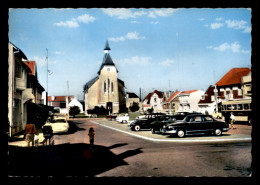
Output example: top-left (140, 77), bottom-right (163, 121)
top-left (98, 41), bottom-right (119, 113)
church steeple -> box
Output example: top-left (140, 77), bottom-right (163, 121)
top-left (104, 40), bottom-right (111, 53)
top-left (98, 40), bottom-right (118, 74)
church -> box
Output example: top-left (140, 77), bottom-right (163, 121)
top-left (83, 41), bottom-right (126, 114)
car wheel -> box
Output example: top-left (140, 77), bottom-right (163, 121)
top-left (177, 130), bottom-right (185, 138)
top-left (122, 120), bottom-right (127, 124)
top-left (214, 129), bottom-right (222, 136)
top-left (134, 125), bottom-right (141, 131)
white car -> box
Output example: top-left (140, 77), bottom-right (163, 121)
top-left (116, 114), bottom-right (129, 123)
top-left (43, 118), bottom-right (69, 134)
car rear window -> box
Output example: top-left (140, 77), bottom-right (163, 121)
top-left (53, 119), bottom-right (66, 123)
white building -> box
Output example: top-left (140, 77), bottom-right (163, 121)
top-left (68, 97), bottom-right (84, 113)
top-left (177, 90), bottom-right (205, 112)
top-left (142, 90), bottom-right (164, 112)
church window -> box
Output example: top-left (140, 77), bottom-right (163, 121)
top-left (104, 82), bottom-right (106, 92)
top-left (111, 82), bottom-right (114, 92)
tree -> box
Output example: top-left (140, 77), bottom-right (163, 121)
top-left (147, 107), bottom-right (154, 114)
top-left (129, 102), bottom-right (140, 112)
top-left (69, 106), bottom-right (80, 118)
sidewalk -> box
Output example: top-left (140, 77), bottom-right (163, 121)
top-left (8, 133), bottom-right (45, 147)
top-left (91, 119), bottom-right (252, 143)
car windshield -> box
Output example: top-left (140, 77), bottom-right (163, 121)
top-left (53, 119), bottom-right (66, 123)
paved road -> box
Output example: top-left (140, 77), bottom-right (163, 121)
top-left (51, 118), bottom-right (252, 177)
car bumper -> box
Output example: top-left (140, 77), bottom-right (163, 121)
top-left (162, 129), bottom-right (177, 134)
top-left (223, 127), bottom-right (230, 132)
top-left (53, 128), bottom-right (69, 133)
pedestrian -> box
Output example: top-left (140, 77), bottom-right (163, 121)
top-left (230, 112), bottom-right (236, 129)
top-left (88, 127), bottom-right (95, 150)
top-left (24, 122), bottom-right (37, 147)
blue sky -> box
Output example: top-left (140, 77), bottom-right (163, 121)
top-left (9, 8), bottom-right (251, 100)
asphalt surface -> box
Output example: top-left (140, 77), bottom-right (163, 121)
top-left (8, 118), bottom-right (252, 178)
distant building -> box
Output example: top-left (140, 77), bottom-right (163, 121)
top-left (164, 91), bottom-right (182, 113)
top-left (177, 90), bottom-right (205, 112)
top-left (68, 97), bottom-right (84, 113)
top-left (215, 68), bottom-right (251, 101)
top-left (198, 86), bottom-right (217, 114)
top-left (8, 42), bottom-right (46, 136)
top-left (83, 41), bottom-right (126, 114)
top-left (142, 90), bottom-right (164, 112)
top-left (126, 92), bottom-right (142, 111)
top-left (48, 96), bottom-right (74, 113)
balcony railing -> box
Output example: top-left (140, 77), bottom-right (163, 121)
top-left (15, 77), bottom-right (26, 91)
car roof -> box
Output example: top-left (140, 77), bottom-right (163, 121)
top-left (186, 114), bottom-right (210, 117)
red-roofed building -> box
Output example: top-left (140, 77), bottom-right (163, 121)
top-left (215, 68), bottom-right (251, 101)
top-left (178, 90), bottom-right (204, 112)
top-left (48, 96), bottom-right (74, 110)
top-left (162, 91), bottom-right (181, 113)
top-left (198, 86), bottom-right (217, 114)
top-left (142, 90), bottom-right (164, 112)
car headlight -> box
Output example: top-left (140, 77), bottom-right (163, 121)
top-left (168, 126), bottom-right (174, 129)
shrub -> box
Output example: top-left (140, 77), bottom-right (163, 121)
top-left (129, 102), bottom-right (140, 112)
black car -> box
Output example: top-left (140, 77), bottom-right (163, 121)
top-left (162, 114), bottom-right (229, 138)
top-left (130, 113), bottom-right (166, 131)
top-left (150, 115), bottom-right (176, 134)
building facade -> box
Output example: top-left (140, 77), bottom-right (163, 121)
top-left (8, 43), bottom-right (46, 136)
top-left (177, 90), bottom-right (205, 112)
top-left (83, 41), bottom-right (126, 114)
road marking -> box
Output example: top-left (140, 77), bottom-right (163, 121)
top-left (90, 121), bottom-right (251, 143)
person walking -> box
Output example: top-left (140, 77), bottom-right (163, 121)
top-left (230, 112), bottom-right (236, 129)
top-left (88, 127), bottom-right (95, 151)
top-left (24, 122), bottom-right (37, 147)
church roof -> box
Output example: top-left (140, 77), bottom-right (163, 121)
top-left (83, 76), bottom-right (99, 92)
top-left (98, 42), bottom-right (118, 74)
top-left (104, 40), bottom-right (111, 50)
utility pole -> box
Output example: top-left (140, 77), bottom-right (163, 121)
top-left (46, 48), bottom-right (48, 106)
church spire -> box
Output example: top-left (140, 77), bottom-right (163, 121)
top-left (104, 40), bottom-right (111, 53)
top-left (98, 40), bottom-right (118, 74)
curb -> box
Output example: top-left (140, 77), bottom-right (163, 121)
top-left (90, 121), bottom-right (252, 143)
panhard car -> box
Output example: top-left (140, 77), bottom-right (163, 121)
top-left (43, 117), bottom-right (70, 134)
top-left (162, 114), bottom-right (229, 138)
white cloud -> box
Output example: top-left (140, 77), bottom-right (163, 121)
top-left (102, 8), bottom-right (146, 19)
top-left (54, 20), bottom-right (79, 28)
top-left (77, 14), bottom-right (96, 23)
top-left (109, 37), bottom-right (125, 42)
top-left (109, 32), bottom-right (145, 42)
top-left (130, 20), bottom-right (140, 24)
top-left (32, 56), bottom-right (57, 67)
top-left (216, 17), bottom-right (223, 21)
top-left (125, 32), bottom-right (145, 40)
top-left (150, 21), bottom-right (159, 24)
top-left (198, 18), bottom-right (205, 21)
top-left (102, 8), bottom-right (178, 19)
top-left (159, 59), bottom-right (175, 66)
top-left (54, 51), bottom-right (64, 55)
top-left (210, 22), bottom-right (224, 29)
top-left (207, 42), bottom-right (249, 54)
top-left (153, 8), bottom-right (177, 17)
top-left (54, 13), bottom-right (95, 28)
top-left (225, 19), bottom-right (251, 33)
top-left (117, 56), bottom-right (152, 66)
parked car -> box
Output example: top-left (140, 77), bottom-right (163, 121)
top-left (42, 117), bottom-right (70, 134)
top-left (130, 113), bottom-right (166, 131)
top-left (106, 114), bottom-right (117, 120)
top-left (162, 114), bottom-right (229, 138)
top-left (150, 115), bottom-right (176, 134)
top-left (116, 114), bottom-right (129, 123)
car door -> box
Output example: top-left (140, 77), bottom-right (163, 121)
top-left (188, 115), bottom-right (205, 133)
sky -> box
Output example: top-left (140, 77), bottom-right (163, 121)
top-left (9, 8), bottom-right (252, 100)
